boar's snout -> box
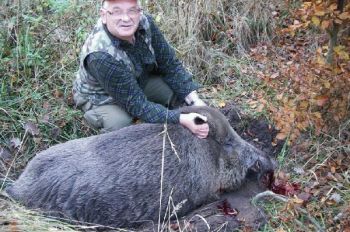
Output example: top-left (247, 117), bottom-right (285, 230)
top-left (251, 155), bottom-right (277, 173)
top-left (245, 144), bottom-right (277, 187)
top-left (246, 148), bottom-right (277, 188)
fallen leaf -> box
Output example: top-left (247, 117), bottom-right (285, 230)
top-left (33, 137), bottom-right (42, 144)
top-left (278, 171), bottom-right (289, 181)
top-left (257, 104), bottom-right (265, 112)
top-left (335, 19), bottom-right (342, 24)
top-left (299, 101), bottom-right (309, 109)
top-left (270, 72), bottom-right (280, 79)
top-left (293, 19), bottom-right (301, 25)
top-left (43, 101), bottom-right (51, 110)
top-left (315, 95), bottom-right (329, 106)
top-left (51, 127), bottom-right (61, 140)
top-left (276, 228), bottom-right (287, 232)
top-left (24, 121), bottom-right (40, 136)
top-left (313, 112), bottom-right (322, 119)
top-left (10, 138), bottom-right (21, 150)
top-left (321, 20), bottom-right (331, 30)
top-left (314, 10), bottom-right (326, 16)
top-left (312, 16), bottom-right (320, 26)
top-left (218, 101), bottom-right (226, 108)
top-left (53, 89), bottom-right (63, 98)
top-left (10, 220), bottom-right (19, 232)
top-left (292, 196), bottom-right (304, 204)
top-left (331, 166), bottom-right (336, 173)
top-left (272, 11), bottom-right (279, 17)
top-left (276, 132), bottom-right (287, 140)
top-left (42, 113), bottom-right (50, 123)
top-left (297, 192), bottom-right (312, 203)
top-left (329, 193), bottom-right (342, 204)
top-left (316, 55), bottom-right (326, 65)
top-left (334, 46), bottom-right (350, 60)
top-left (329, 3), bottom-right (338, 11)
top-left (276, 93), bottom-right (283, 100)
top-left (293, 167), bottom-right (305, 175)
top-left (338, 12), bottom-right (350, 20)
top-left (323, 81), bottom-right (331, 88)
top-left (0, 146), bottom-right (12, 162)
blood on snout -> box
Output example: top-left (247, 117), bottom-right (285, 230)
top-left (217, 199), bottom-right (239, 217)
top-left (262, 171), bottom-right (301, 196)
top-left (260, 170), bottom-right (275, 189)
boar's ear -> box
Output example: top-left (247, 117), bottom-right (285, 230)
top-left (181, 106), bottom-right (214, 127)
top-left (180, 106), bottom-right (229, 140)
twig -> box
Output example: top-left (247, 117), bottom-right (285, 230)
top-left (0, 107), bottom-right (18, 123)
top-left (252, 191), bottom-right (325, 232)
top-left (0, 107), bottom-right (10, 116)
top-left (160, 188), bottom-right (173, 232)
top-left (183, 214), bottom-right (211, 232)
top-left (158, 123), bottom-right (167, 232)
top-left (166, 131), bottom-right (180, 161)
top-left (252, 190), bottom-right (288, 204)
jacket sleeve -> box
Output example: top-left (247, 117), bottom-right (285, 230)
top-left (146, 15), bottom-right (200, 101)
top-left (85, 52), bottom-right (180, 123)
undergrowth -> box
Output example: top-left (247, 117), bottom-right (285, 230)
top-left (0, 0), bottom-right (349, 231)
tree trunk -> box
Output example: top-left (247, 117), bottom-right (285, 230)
top-left (326, 0), bottom-right (346, 65)
top-left (326, 25), bottom-right (339, 64)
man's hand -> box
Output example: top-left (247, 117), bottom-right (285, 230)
top-left (179, 113), bottom-right (209, 139)
top-left (184, 91), bottom-right (207, 106)
top-left (192, 99), bottom-right (206, 106)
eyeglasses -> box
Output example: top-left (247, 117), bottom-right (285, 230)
top-left (103, 7), bottom-right (142, 18)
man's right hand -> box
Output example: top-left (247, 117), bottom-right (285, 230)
top-left (179, 113), bottom-right (209, 139)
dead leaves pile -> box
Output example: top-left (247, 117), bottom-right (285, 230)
top-left (247, 2), bottom-right (350, 145)
top-left (239, 2), bottom-right (350, 230)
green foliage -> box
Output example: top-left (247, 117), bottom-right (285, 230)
top-left (0, 0), bottom-right (98, 184)
top-left (143, 0), bottom-right (279, 83)
top-left (1, 0), bottom-right (349, 231)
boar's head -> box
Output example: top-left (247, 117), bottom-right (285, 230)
top-left (181, 106), bottom-right (276, 190)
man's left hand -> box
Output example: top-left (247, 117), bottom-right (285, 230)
top-left (179, 113), bottom-right (209, 139)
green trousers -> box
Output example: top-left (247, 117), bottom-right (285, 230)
top-left (82, 76), bottom-right (175, 132)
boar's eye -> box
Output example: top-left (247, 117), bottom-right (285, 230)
top-left (223, 138), bottom-right (234, 153)
top-left (251, 159), bottom-right (262, 172)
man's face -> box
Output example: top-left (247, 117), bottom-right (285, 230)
top-left (100, 0), bottom-right (141, 42)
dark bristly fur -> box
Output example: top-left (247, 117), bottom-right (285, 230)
top-left (6, 106), bottom-right (275, 228)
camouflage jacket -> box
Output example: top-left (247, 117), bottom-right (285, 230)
top-left (73, 14), bottom-right (155, 106)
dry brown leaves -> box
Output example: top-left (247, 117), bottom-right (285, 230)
top-left (248, 3), bottom-right (350, 145)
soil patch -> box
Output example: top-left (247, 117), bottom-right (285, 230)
top-left (220, 103), bottom-right (284, 157)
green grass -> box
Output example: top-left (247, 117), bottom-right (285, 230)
top-left (0, 0), bottom-right (349, 231)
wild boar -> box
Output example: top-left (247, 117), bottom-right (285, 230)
top-left (6, 106), bottom-right (275, 229)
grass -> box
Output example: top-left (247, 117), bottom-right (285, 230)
top-left (0, 193), bottom-right (132, 232)
top-left (145, 0), bottom-right (278, 84)
top-left (0, 198), bottom-right (78, 232)
top-left (256, 120), bottom-right (350, 231)
top-left (1, 0), bottom-right (349, 231)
